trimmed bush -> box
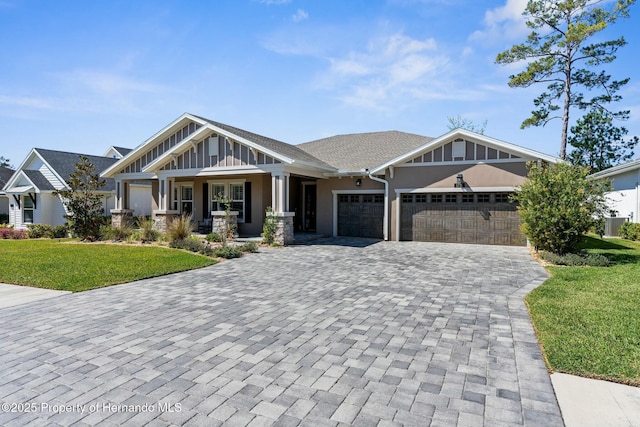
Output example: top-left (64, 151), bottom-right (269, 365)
top-left (27, 224), bottom-right (68, 239)
top-left (540, 251), bottom-right (611, 267)
top-left (240, 241), bottom-right (259, 253)
top-left (136, 216), bottom-right (160, 242)
top-left (618, 222), bottom-right (640, 241)
top-left (214, 245), bottom-right (243, 259)
top-left (169, 237), bottom-right (206, 253)
top-left (0, 228), bottom-right (27, 239)
top-left (0, 213), bottom-right (8, 224)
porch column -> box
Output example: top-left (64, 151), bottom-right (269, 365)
top-left (270, 172), bottom-right (294, 245)
top-left (152, 177), bottom-right (177, 231)
top-left (111, 179), bottom-right (133, 227)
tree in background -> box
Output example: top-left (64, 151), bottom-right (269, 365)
top-left (496, 0), bottom-right (635, 159)
top-left (446, 115), bottom-right (487, 134)
top-left (0, 156), bottom-right (13, 168)
top-left (568, 108), bottom-right (638, 172)
top-left (54, 156), bottom-right (107, 240)
top-left (513, 162), bottom-right (610, 254)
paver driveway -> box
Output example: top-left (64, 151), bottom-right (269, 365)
top-left (0, 238), bottom-right (564, 426)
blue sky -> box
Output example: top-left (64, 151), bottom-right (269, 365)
top-left (1, 0), bottom-right (639, 167)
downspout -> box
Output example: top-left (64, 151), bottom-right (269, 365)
top-left (367, 169), bottom-right (389, 241)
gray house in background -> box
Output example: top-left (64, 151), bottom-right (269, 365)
top-left (0, 166), bottom-right (15, 220)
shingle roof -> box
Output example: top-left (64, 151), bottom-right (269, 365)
top-left (192, 115), bottom-right (335, 170)
top-left (0, 166), bottom-right (14, 188)
top-left (298, 131), bottom-right (433, 172)
top-left (112, 146), bottom-right (133, 157)
top-left (22, 170), bottom-right (56, 191)
top-left (35, 148), bottom-right (120, 191)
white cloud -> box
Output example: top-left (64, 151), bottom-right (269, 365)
top-left (0, 95), bottom-right (55, 110)
top-left (469, 0), bottom-right (529, 44)
top-left (58, 70), bottom-right (162, 95)
top-left (292, 9), bottom-right (308, 23)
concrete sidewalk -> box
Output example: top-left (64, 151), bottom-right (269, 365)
top-left (552, 373), bottom-right (640, 427)
top-left (0, 283), bottom-right (70, 308)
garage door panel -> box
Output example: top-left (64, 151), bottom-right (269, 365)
top-left (337, 194), bottom-right (383, 239)
top-left (401, 193), bottom-right (526, 246)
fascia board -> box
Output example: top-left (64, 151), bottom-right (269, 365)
top-left (369, 129), bottom-right (561, 174)
top-left (590, 159), bottom-right (640, 179)
top-left (101, 113), bottom-right (208, 178)
top-left (142, 126), bottom-right (212, 172)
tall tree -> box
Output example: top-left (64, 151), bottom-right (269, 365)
top-left (496, 0), bottom-right (635, 159)
top-left (446, 115), bottom-right (487, 134)
top-left (568, 108), bottom-right (638, 172)
top-left (54, 156), bottom-right (107, 240)
top-left (0, 156), bottom-right (12, 168)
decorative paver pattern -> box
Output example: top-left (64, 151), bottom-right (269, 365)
top-left (0, 238), bottom-right (563, 426)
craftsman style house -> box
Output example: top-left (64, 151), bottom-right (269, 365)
top-left (100, 113), bottom-right (559, 245)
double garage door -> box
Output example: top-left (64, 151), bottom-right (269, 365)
top-left (337, 192), bottom-right (526, 246)
top-left (400, 193), bottom-right (526, 246)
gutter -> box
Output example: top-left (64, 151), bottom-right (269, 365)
top-left (367, 169), bottom-right (389, 241)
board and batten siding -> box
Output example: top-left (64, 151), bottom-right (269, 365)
top-left (405, 138), bottom-right (522, 164)
top-left (117, 120), bottom-right (281, 174)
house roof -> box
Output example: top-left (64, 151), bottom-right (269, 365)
top-left (298, 131), bottom-right (433, 173)
top-left (22, 170), bottom-right (56, 191)
top-left (590, 157), bottom-right (640, 179)
top-left (192, 115), bottom-right (334, 170)
top-left (112, 146), bottom-right (133, 157)
top-left (33, 148), bottom-right (120, 191)
top-left (0, 166), bottom-right (14, 188)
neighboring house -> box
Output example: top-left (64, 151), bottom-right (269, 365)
top-left (3, 149), bottom-right (123, 229)
top-left (591, 158), bottom-right (640, 224)
top-left (102, 113), bottom-right (559, 246)
top-left (0, 166), bottom-right (15, 220)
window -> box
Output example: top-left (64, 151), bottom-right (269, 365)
top-left (402, 194), bottom-right (413, 203)
top-left (462, 194), bottom-right (474, 203)
top-left (23, 196), bottom-right (34, 224)
top-left (415, 194), bottom-right (427, 203)
top-left (431, 194), bottom-right (443, 203)
top-left (172, 185), bottom-right (178, 211)
top-left (445, 194), bottom-right (458, 203)
top-left (495, 193), bottom-right (510, 203)
top-left (210, 181), bottom-right (245, 222)
top-left (181, 186), bottom-right (193, 215)
top-left (477, 194), bottom-right (490, 203)
top-left (374, 195), bottom-right (384, 203)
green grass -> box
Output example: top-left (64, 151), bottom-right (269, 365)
top-left (527, 236), bottom-right (640, 386)
top-left (0, 239), bottom-right (217, 292)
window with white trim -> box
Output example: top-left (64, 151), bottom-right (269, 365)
top-left (210, 181), bottom-right (245, 222)
top-left (172, 183), bottom-right (193, 214)
top-left (23, 196), bottom-right (34, 223)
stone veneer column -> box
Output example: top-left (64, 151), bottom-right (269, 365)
top-left (269, 212), bottom-right (295, 245)
top-left (211, 211), bottom-right (239, 238)
top-left (152, 211), bottom-right (178, 232)
top-left (111, 209), bottom-right (134, 228)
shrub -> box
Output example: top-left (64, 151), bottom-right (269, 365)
top-left (214, 245), bottom-right (243, 259)
top-left (540, 251), bottom-right (611, 267)
top-left (240, 241), bottom-right (259, 253)
top-left (27, 224), bottom-right (54, 239)
top-left (0, 228), bottom-right (27, 239)
top-left (261, 207), bottom-right (277, 245)
top-left (0, 213), bottom-right (8, 223)
top-left (205, 232), bottom-right (222, 243)
top-left (170, 237), bottom-right (206, 253)
top-left (100, 223), bottom-right (134, 241)
top-left (52, 225), bottom-right (68, 238)
top-left (136, 216), bottom-right (160, 242)
top-left (167, 213), bottom-right (193, 242)
top-left (513, 162), bottom-right (610, 254)
top-left (618, 222), bottom-right (640, 241)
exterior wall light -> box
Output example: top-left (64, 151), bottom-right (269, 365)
top-left (355, 179), bottom-right (362, 187)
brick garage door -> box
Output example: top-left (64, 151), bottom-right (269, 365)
top-left (337, 194), bottom-right (384, 239)
top-left (400, 193), bottom-right (526, 246)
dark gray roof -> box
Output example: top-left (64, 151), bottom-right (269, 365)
top-left (0, 166), bottom-right (14, 188)
top-left (192, 115), bottom-right (335, 170)
top-left (298, 131), bottom-right (434, 171)
top-left (112, 146), bottom-right (133, 156)
top-left (35, 148), bottom-right (119, 192)
top-left (23, 170), bottom-right (55, 191)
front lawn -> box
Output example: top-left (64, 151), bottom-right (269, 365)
top-left (0, 239), bottom-right (216, 292)
top-left (526, 236), bottom-right (640, 386)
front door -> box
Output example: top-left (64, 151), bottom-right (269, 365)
top-left (302, 183), bottom-right (317, 231)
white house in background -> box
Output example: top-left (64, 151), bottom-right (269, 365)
top-left (2, 147), bottom-right (152, 230)
top-left (591, 158), bottom-right (640, 223)
top-left (0, 166), bottom-right (15, 220)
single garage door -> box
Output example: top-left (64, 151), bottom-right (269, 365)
top-left (400, 193), bottom-right (526, 246)
top-left (337, 194), bottom-right (384, 238)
